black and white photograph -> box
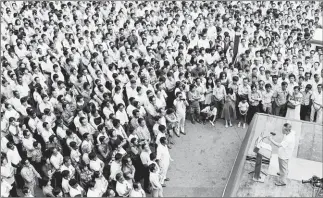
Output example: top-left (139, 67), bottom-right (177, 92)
top-left (0, 1), bottom-right (323, 197)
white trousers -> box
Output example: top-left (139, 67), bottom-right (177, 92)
top-left (159, 161), bottom-right (169, 184)
top-left (310, 106), bottom-right (322, 124)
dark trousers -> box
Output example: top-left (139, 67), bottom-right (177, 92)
top-left (143, 166), bottom-right (150, 190)
top-left (274, 103), bottom-right (287, 117)
top-left (300, 104), bottom-right (311, 121)
top-left (247, 105), bottom-right (259, 124)
top-left (214, 99), bottom-right (224, 119)
top-left (10, 182), bottom-right (18, 197)
top-left (166, 90), bottom-right (175, 108)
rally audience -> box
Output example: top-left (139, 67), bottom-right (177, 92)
top-left (1, 1), bottom-right (323, 197)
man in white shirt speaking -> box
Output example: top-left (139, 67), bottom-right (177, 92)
top-left (269, 123), bottom-right (296, 186)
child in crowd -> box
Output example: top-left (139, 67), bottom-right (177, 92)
top-left (238, 97), bottom-right (249, 129)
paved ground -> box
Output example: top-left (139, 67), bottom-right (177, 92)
top-left (163, 119), bottom-right (247, 197)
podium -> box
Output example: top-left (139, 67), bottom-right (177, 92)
top-left (249, 136), bottom-right (272, 183)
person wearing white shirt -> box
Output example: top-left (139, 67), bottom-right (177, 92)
top-left (86, 181), bottom-right (103, 197)
top-left (149, 163), bottom-right (163, 197)
top-left (61, 157), bottom-right (76, 179)
top-left (116, 173), bottom-right (132, 197)
top-left (156, 137), bottom-right (173, 185)
top-left (1, 156), bottom-right (17, 197)
top-left (115, 104), bottom-right (129, 126)
top-left (50, 147), bottom-right (63, 171)
top-left (39, 122), bottom-right (55, 143)
top-left (113, 87), bottom-right (126, 106)
top-left (6, 143), bottom-right (22, 168)
top-left (110, 153), bottom-right (123, 181)
top-left (173, 92), bottom-right (189, 134)
top-left (310, 84), bottom-right (323, 124)
top-left (155, 125), bottom-right (167, 146)
top-left (126, 98), bottom-right (137, 118)
top-left (129, 182), bottom-right (146, 197)
top-left (269, 123), bottom-right (296, 186)
top-left (140, 144), bottom-right (152, 191)
top-left (89, 153), bottom-right (104, 173)
top-left (68, 179), bottom-right (84, 197)
top-left (22, 131), bottom-right (36, 158)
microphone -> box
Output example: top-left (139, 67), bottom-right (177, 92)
top-left (270, 132), bottom-right (276, 136)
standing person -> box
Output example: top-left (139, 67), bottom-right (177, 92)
top-left (187, 84), bottom-right (201, 124)
top-left (140, 143), bottom-right (152, 194)
top-left (1, 156), bottom-right (18, 197)
top-left (20, 159), bottom-right (42, 196)
top-left (262, 84), bottom-right (274, 114)
top-left (149, 163), bottom-right (163, 197)
top-left (1, 177), bottom-right (13, 198)
top-left (165, 108), bottom-right (179, 138)
top-left (269, 123), bottom-right (296, 186)
top-left (238, 97), bottom-right (249, 128)
top-left (204, 77), bottom-right (214, 106)
top-left (213, 79), bottom-right (226, 119)
top-left (130, 182), bottom-right (146, 197)
top-left (156, 137), bottom-right (173, 187)
top-left (115, 173), bottom-right (131, 197)
top-left (300, 84), bottom-right (312, 121)
top-left (195, 78), bottom-right (206, 109)
top-left (173, 92), bottom-right (188, 135)
top-left (273, 82), bottom-right (289, 117)
top-left (222, 88), bottom-right (237, 127)
top-left (310, 84), bottom-right (323, 124)
top-left (164, 72), bottom-right (176, 108)
top-left (247, 85), bottom-right (262, 124)
top-left (285, 86), bottom-right (303, 120)
top-left (68, 179), bottom-right (85, 197)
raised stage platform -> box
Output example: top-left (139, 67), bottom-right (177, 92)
top-left (222, 113), bottom-right (323, 197)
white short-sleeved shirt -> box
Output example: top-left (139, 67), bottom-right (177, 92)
top-left (278, 130), bottom-right (296, 160)
top-left (238, 102), bottom-right (249, 112)
top-left (69, 186), bottom-right (83, 197)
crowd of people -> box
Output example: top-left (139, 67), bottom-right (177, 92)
top-left (1, 1), bottom-right (323, 197)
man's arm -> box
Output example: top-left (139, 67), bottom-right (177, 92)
top-left (269, 136), bottom-right (282, 147)
top-left (20, 168), bottom-right (33, 183)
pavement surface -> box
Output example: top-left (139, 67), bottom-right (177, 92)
top-left (163, 120), bottom-right (247, 197)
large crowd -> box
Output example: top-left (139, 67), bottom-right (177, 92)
top-left (1, 1), bottom-right (323, 197)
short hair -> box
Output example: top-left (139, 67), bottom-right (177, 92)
top-left (160, 137), bottom-right (167, 144)
top-left (68, 179), bottom-right (77, 186)
top-left (115, 153), bottom-right (123, 161)
top-left (52, 187), bottom-right (62, 196)
top-left (116, 172), bottom-right (123, 181)
top-left (283, 123), bottom-right (292, 131)
top-left (150, 152), bottom-right (157, 161)
top-left (62, 170), bottom-right (70, 178)
top-left (158, 125), bottom-right (166, 132)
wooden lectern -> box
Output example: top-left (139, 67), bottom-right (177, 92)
top-left (249, 136), bottom-right (272, 183)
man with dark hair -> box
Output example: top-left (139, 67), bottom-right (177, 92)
top-left (20, 159), bottom-right (42, 196)
top-left (300, 84), bottom-right (312, 121)
top-left (273, 81), bottom-right (289, 116)
top-left (156, 137), bottom-right (173, 187)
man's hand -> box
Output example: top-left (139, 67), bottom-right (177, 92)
top-left (269, 135), bottom-right (274, 143)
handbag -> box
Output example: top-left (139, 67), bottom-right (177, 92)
top-left (287, 92), bottom-right (297, 109)
top-left (287, 101), bottom-right (295, 109)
